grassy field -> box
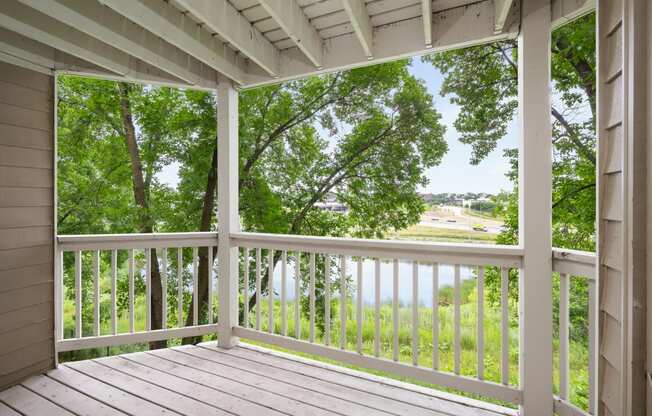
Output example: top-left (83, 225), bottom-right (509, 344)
top-left (62, 289), bottom-right (589, 410)
top-left (391, 224), bottom-right (498, 243)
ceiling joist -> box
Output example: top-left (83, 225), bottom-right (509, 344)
top-left (258, 0), bottom-right (323, 68)
top-left (421, 0), bottom-right (433, 48)
top-left (245, 1), bottom-right (518, 88)
top-left (0, 0), bottom-right (130, 75)
top-left (17, 0), bottom-right (218, 89)
top-left (174, 0), bottom-right (280, 77)
top-left (98, 0), bottom-right (244, 84)
top-left (0, 26), bottom-right (193, 88)
top-left (494, 0), bottom-right (516, 33)
top-left (0, 0), bottom-right (596, 90)
top-left (341, 0), bottom-right (373, 59)
top-left (0, 26), bottom-right (56, 71)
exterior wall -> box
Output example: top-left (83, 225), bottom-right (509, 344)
top-left (598, 0), bottom-right (648, 414)
top-left (0, 61), bottom-right (55, 389)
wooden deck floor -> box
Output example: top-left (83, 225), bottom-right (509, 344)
top-left (0, 342), bottom-right (516, 416)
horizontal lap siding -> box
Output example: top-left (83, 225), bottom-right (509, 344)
top-left (598, 0), bottom-right (624, 414)
top-left (0, 61), bottom-right (54, 390)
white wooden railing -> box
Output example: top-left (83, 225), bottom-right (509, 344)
top-left (54, 231), bottom-right (598, 413)
top-left (55, 232), bottom-right (219, 352)
top-left (552, 248), bottom-right (597, 416)
top-left (230, 232), bottom-right (524, 404)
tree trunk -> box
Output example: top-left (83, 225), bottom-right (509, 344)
top-left (181, 146), bottom-right (218, 344)
top-left (117, 83), bottom-right (166, 350)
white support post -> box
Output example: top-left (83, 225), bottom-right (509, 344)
top-left (217, 75), bottom-right (240, 348)
top-left (517, 0), bottom-right (553, 414)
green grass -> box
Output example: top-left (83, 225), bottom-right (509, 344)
top-left (391, 225), bottom-right (498, 244)
top-left (62, 289), bottom-right (589, 410)
top-left (463, 208), bottom-right (501, 221)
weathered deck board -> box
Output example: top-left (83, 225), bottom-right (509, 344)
top-left (179, 345), bottom-right (441, 416)
top-left (0, 385), bottom-right (72, 415)
top-left (21, 375), bottom-right (125, 416)
top-left (0, 344), bottom-right (514, 416)
top-left (124, 351), bottom-right (338, 416)
top-left (47, 366), bottom-right (176, 416)
top-left (211, 342), bottom-right (512, 416)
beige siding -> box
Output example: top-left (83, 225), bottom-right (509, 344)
top-left (598, 0), bottom-right (648, 414)
top-left (0, 61), bottom-right (54, 390)
top-left (598, 0), bottom-right (625, 414)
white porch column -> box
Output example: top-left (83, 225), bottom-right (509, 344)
top-left (517, 0), bottom-right (553, 414)
top-left (217, 75), bottom-right (240, 348)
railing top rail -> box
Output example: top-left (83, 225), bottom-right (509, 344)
top-left (57, 232), bottom-right (218, 251)
top-left (552, 247), bottom-right (596, 279)
top-left (231, 232), bottom-right (524, 268)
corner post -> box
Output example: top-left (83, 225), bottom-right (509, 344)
top-left (518, 0), bottom-right (553, 414)
top-left (217, 75), bottom-right (240, 348)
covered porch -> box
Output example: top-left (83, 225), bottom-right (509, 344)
top-left (0, 0), bottom-right (650, 415)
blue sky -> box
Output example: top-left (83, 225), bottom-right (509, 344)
top-left (158, 58), bottom-right (518, 194)
top-left (408, 58), bottom-right (517, 194)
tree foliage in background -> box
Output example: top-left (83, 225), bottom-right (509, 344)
top-left (423, 14), bottom-right (596, 341)
top-left (57, 60), bottom-right (448, 346)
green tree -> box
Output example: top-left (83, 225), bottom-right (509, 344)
top-left (57, 60), bottom-right (448, 344)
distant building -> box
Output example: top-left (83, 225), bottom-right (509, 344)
top-left (315, 193), bottom-right (348, 212)
top-left (314, 201), bottom-right (348, 212)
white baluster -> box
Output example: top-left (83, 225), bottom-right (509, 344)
top-left (412, 261), bottom-right (419, 366)
top-left (177, 248), bottom-right (183, 327)
top-left (392, 259), bottom-right (399, 362)
top-left (74, 250), bottom-right (82, 339)
top-left (281, 250), bottom-right (287, 336)
top-left (454, 264), bottom-right (461, 375)
top-left (111, 249), bottom-right (117, 335)
top-left (356, 258), bottom-right (363, 354)
top-left (309, 253), bottom-right (316, 342)
top-left (340, 255), bottom-right (347, 350)
top-left (146, 248), bottom-right (151, 331)
top-left (192, 247), bottom-right (198, 326)
top-left (161, 249), bottom-right (168, 329)
top-left (324, 255), bottom-right (331, 346)
top-left (243, 248), bottom-right (249, 328)
top-left (268, 249), bottom-right (274, 333)
top-left (295, 252), bottom-right (301, 339)
top-left (207, 247), bottom-right (213, 324)
top-left (93, 250), bottom-right (100, 336)
top-left (255, 248), bottom-right (261, 331)
top-left (501, 267), bottom-right (509, 385)
top-left (432, 263), bottom-right (439, 370)
top-left (129, 249), bottom-right (134, 333)
top-left (588, 278), bottom-right (597, 414)
top-left (559, 273), bottom-right (569, 399)
top-left (477, 266), bottom-right (485, 380)
top-left (374, 258), bottom-right (381, 358)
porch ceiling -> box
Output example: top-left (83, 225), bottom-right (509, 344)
top-left (0, 0), bottom-right (594, 90)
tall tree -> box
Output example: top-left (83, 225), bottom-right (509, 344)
top-left (117, 83), bottom-right (165, 349)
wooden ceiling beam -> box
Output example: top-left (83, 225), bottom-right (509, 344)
top-left (258, 0), bottom-right (323, 68)
top-left (175, 0), bottom-right (280, 77)
top-left (342, 0), bottom-right (374, 58)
